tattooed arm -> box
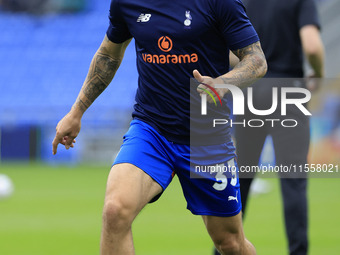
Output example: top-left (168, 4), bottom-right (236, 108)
top-left (226, 41), bottom-right (267, 87)
top-left (74, 36), bottom-right (131, 114)
top-left (52, 35), bottom-right (131, 154)
top-left (194, 41), bottom-right (267, 102)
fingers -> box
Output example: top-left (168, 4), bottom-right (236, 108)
top-left (193, 69), bottom-right (204, 83)
top-left (52, 132), bottom-right (63, 155)
top-left (52, 114), bottom-right (81, 155)
top-left (194, 69), bottom-right (208, 94)
top-left (306, 78), bottom-right (320, 92)
top-left (194, 69), bottom-right (214, 91)
top-left (194, 70), bottom-right (214, 103)
top-left (52, 132), bottom-right (76, 155)
top-left (193, 70), bottom-right (225, 104)
top-left (63, 136), bottom-right (76, 150)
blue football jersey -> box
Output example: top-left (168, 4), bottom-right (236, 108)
top-left (107, 0), bottom-right (259, 145)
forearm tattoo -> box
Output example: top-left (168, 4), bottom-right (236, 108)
top-left (222, 41), bottom-right (267, 88)
top-left (74, 49), bottom-right (121, 113)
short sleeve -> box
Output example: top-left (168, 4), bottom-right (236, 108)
top-left (106, 0), bottom-right (133, 43)
top-left (298, 0), bottom-right (321, 30)
top-left (214, 0), bottom-right (259, 50)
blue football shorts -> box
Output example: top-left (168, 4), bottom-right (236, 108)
top-left (113, 119), bottom-right (242, 217)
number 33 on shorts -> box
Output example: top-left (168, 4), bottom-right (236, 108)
top-left (213, 158), bottom-right (238, 191)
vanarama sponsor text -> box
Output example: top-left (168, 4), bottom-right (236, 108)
top-left (142, 53), bottom-right (198, 64)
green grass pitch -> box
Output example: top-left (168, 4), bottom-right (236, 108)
top-left (0, 163), bottom-right (339, 255)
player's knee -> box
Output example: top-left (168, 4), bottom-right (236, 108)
top-left (102, 199), bottom-right (134, 233)
top-left (214, 235), bottom-right (241, 255)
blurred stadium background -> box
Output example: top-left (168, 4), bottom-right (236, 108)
top-left (0, 0), bottom-right (339, 254)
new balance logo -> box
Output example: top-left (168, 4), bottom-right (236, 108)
top-left (228, 191), bottom-right (238, 203)
top-left (137, 13), bottom-right (151, 22)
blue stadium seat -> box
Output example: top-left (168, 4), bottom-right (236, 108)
top-left (0, 0), bottom-right (138, 127)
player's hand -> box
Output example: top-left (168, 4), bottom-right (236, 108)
top-left (193, 69), bottom-right (228, 104)
top-left (52, 111), bottom-right (81, 155)
top-left (306, 72), bottom-right (322, 92)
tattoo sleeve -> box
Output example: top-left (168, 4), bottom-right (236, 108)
top-left (73, 40), bottom-right (123, 113)
top-left (220, 41), bottom-right (267, 88)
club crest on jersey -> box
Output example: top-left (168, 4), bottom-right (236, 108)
top-left (184, 10), bottom-right (192, 27)
top-left (137, 13), bottom-right (151, 22)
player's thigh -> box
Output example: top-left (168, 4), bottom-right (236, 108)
top-left (104, 163), bottom-right (163, 219)
top-left (203, 212), bottom-right (245, 243)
